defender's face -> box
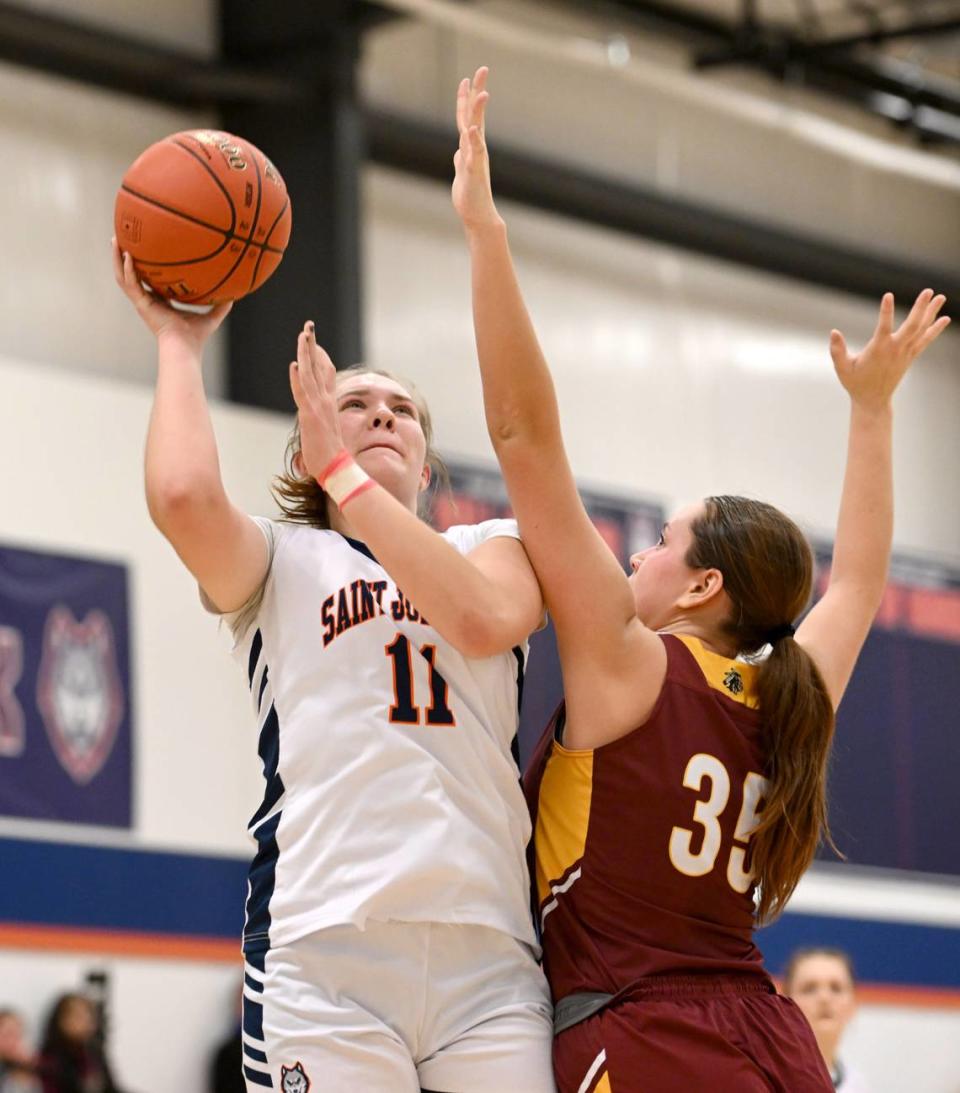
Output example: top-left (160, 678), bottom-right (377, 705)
top-left (787, 954), bottom-right (857, 1039)
top-left (627, 502), bottom-right (705, 629)
top-left (335, 373), bottom-right (430, 500)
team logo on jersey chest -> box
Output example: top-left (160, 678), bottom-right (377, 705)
top-left (281, 1061), bottom-right (311, 1093)
top-left (722, 667), bottom-right (744, 695)
top-left (36, 606), bottom-right (124, 784)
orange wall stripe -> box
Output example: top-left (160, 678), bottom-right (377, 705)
top-left (0, 922), bottom-right (240, 963)
top-left (854, 983), bottom-right (960, 1010)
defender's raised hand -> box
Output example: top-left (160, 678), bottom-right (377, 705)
top-left (830, 290), bottom-right (949, 410)
top-left (452, 67), bottom-right (502, 232)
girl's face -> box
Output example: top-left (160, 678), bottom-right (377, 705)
top-left (334, 373), bottom-right (430, 503)
top-left (0, 1013), bottom-right (25, 1055)
top-left (787, 954), bottom-right (857, 1040)
top-left (627, 502), bottom-right (707, 629)
top-left (59, 997), bottom-right (96, 1043)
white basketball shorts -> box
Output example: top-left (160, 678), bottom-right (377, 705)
top-left (240, 919), bottom-right (556, 1093)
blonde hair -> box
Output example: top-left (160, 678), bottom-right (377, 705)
top-left (272, 365), bottom-right (448, 528)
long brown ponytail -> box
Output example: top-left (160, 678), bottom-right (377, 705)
top-left (687, 495), bottom-right (838, 923)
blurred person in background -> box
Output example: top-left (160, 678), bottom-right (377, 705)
top-left (208, 981), bottom-right (243, 1093)
top-left (38, 993), bottom-right (125, 1093)
top-left (0, 1008), bottom-right (41, 1093)
top-left (784, 948), bottom-right (873, 1092)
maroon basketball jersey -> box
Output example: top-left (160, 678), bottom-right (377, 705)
top-left (525, 634), bottom-right (774, 1003)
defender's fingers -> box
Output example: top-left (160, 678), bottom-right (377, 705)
top-left (456, 77), bottom-right (469, 133)
top-left (828, 329), bottom-right (850, 371)
top-left (915, 314), bottom-right (951, 354)
top-left (921, 293), bottom-right (946, 331)
top-left (874, 292), bottom-right (895, 337)
top-left (899, 288), bottom-right (934, 336)
top-left (468, 125), bottom-right (484, 160)
top-left (473, 90), bottom-right (490, 133)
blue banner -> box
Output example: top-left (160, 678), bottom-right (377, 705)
top-left (0, 543), bottom-right (133, 828)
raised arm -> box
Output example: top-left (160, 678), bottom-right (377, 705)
top-left (289, 324), bottom-right (543, 659)
top-left (451, 69), bottom-right (663, 721)
top-left (797, 289), bottom-right (949, 706)
top-left (113, 239), bottom-right (269, 612)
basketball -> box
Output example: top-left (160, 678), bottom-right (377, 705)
top-left (114, 129), bottom-right (292, 305)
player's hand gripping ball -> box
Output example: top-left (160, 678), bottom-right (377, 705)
top-left (114, 129), bottom-right (292, 305)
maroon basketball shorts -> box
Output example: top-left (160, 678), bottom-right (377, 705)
top-left (553, 974), bottom-right (833, 1093)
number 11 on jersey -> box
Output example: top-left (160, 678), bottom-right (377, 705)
top-left (385, 633), bottom-right (456, 726)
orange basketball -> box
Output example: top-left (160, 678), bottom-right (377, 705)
top-left (114, 129), bottom-right (292, 305)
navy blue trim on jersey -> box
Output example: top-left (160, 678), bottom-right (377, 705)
top-left (244, 810), bottom-right (281, 954)
top-left (513, 645), bottom-right (526, 710)
top-left (243, 1041), bottom-right (269, 1064)
top-left (243, 992), bottom-right (265, 1040)
top-left (248, 702), bottom-right (285, 832)
top-left (244, 972), bottom-right (264, 994)
top-left (248, 629), bottom-right (263, 686)
top-left (511, 645), bottom-right (526, 769)
top-left (243, 631), bottom-right (283, 953)
top-left (257, 663), bottom-right (270, 711)
top-left (344, 534), bottom-right (378, 564)
top-left (243, 1065), bottom-right (272, 1088)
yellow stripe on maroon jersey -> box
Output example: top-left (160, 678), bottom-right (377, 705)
top-left (674, 634), bottom-right (759, 709)
top-left (536, 743), bottom-right (594, 906)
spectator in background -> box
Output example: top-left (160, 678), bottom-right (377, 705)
top-left (37, 994), bottom-right (124, 1093)
top-left (208, 983), bottom-right (243, 1093)
top-left (0, 1008), bottom-right (41, 1093)
top-left (784, 948), bottom-right (873, 1092)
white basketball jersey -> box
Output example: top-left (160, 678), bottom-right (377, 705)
top-left (226, 518), bottom-right (537, 955)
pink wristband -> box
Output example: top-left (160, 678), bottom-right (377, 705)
top-left (318, 450), bottom-right (375, 509)
top-left (317, 449), bottom-right (352, 487)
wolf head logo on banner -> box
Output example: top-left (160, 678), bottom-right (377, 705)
top-left (37, 605), bottom-right (124, 785)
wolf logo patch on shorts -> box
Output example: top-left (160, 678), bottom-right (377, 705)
top-left (280, 1061), bottom-right (310, 1093)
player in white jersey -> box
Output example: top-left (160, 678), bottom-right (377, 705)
top-left (114, 243), bottom-right (554, 1093)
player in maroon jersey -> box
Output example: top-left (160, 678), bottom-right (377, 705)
top-left (452, 68), bottom-right (950, 1093)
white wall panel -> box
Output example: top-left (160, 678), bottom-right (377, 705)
top-left (845, 1005), bottom-right (960, 1093)
top-left (363, 165), bottom-right (960, 562)
top-left (0, 63), bottom-right (224, 393)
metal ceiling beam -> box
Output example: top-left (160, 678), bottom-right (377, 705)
top-left (0, 0), bottom-right (302, 107)
top-left (807, 15), bottom-right (960, 53)
top-left (593, 0), bottom-right (960, 126)
top-left (366, 109), bottom-right (958, 315)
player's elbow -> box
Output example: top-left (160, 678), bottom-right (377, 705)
top-left (146, 476), bottom-right (222, 535)
top-left (448, 605), bottom-right (520, 659)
